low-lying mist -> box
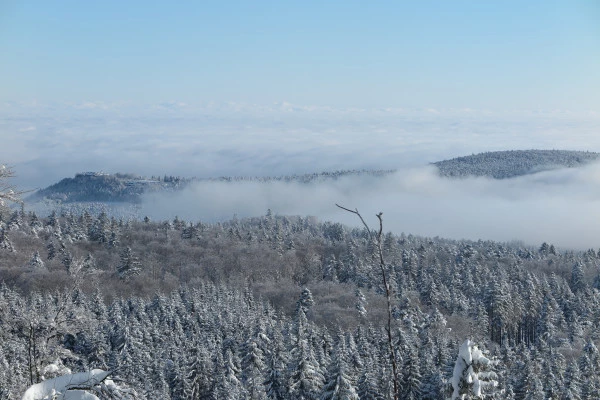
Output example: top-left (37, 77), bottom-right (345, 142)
top-left (141, 163), bottom-right (600, 250)
top-left (6, 105), bottom-right (600, 249)
top-left (4, 105), bottom-right (600, 191)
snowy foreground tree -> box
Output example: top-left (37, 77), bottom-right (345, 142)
top-left (448, 340), bottom-right (499, 399)
top-left (0, 164), bottom-right (23, 208)
top-left (21, 369), bottom-right (136, 400)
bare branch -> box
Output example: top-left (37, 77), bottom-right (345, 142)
top-left (335, 204), bottom-right (399, 400)
top-left (335, 203), bottom-right (373, 241)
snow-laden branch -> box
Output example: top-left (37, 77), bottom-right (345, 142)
top-left (22, 369), bottom-right (135, 400)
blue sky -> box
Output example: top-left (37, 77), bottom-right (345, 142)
top-left (1, 0), bottom-right (598, 110)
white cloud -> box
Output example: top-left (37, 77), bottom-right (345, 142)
top-left (73, 101), bottom-right (108, 110)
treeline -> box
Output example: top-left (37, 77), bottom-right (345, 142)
top-left (206, 169), bottom-right (394, 184)
top-left (1, 208), bottom-right (600, 397)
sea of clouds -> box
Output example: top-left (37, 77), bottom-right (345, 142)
top-left (2, 102), bottom-right (600, 249)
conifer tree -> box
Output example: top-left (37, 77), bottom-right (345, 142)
top-left (241, 338), bottom-right (267, 399)
top-left (401, 347), bottom-right (422, 400)
top-left (562, 360), bottom-right (582, 400)
top-left (46, 240), bottom-right (56, 260)
top-left (117, 246), bottom-right (142, 280)
top-left (215, 348), bottom-right (248, 399)
top-left (61, 249), bottom-right (74, 274)
top-left (357, 368), bottom-right (383, 400)
top-left (0, 227), bottom-right (14, 252)
top-left (448, 340), bottom-right (499, 399)
top-left (27, 251), bottom-right (45, 271)
top-left (264, 350), bottom-right (287, 400)
top-left (571, 261), bottom-right (586, 293)
top-left (355, 289), bottom-right (367, 317)
top-left (184, 347), bottom-right (214, 400)
top-left (320, 348), bottom-right (359, 400)
top-left (289, 337), bottom-right (325, 400)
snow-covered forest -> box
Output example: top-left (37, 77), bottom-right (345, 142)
top-left (434, 150), bottom-right (600, 179)
top-left (3, 0), bottom-right (598, 396)
top-left (2, 197), bottom-right (600, 398)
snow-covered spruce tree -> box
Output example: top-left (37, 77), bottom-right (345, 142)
top-left (579, 339), bottom-right (600, 398)
top-left (46, 239), bottom-right (56, 260)
top-left (0, 164), bottom-right (23, 212)
top-left (289, 293), bottom-right (324, 400)
top-left (357, 368), bottom-right (383, 400)
top-left (0, 225), bottom-right (14, 252)
top-left (355, 288), bottom-right (367, 318)
top-left (0, 347), bottom-right (10, 399)
top-left (264, 349), bottom-right (287, 400)
top-left (320, 335), bottom-right (359, 400)
top-left (241, 337), bottom-right (267, 399)
top-left (288, 340), bottom-right (325, 400)
top-left (27, 251), bottom-right (46, 271)
top-left (297, 287), bottom-right (315, 318)
top-left (561, 360), bottom-right (582, 400)
top-left (164, 358), bottom-right (185, 400)
top-left (401, 347), bottom-right (422, 400)
top-left (117, 246), bottom-right (142, 280)
top-left (448, 339), bottom-right (500, 399)
top-left (88, 211), bottom-right (110, 244)
top-left (183, 345), bottom-right (214, 400)
top-left (215, 347), bottom-right (249, 399)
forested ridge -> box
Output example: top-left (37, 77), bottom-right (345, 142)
top-left (2, 204), bottom-right (600, 398)
top-left (29, 170), bottom-right (394, 205)
top-left (28, 150), bottom-right (600, 211)
top-left (434, 150), bottom-right (600, 179)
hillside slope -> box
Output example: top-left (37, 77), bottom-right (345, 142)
top-left (434, 149), bottom-right (600, 179)
top-left (29, 172), bottom-right (187, 203)
top-left (28, 169), bottom-right (393, 204)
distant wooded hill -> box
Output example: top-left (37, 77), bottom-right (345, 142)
top-left (434, 149), bottom-right (600, 179)
top-left (29, 172), bottom-right (186, 203)
top-left (28, 169), bottom-right (394, 204)
top-left (28, 150), bottom-right (600, 205)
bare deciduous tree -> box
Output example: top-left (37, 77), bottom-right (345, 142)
top-left (335, 204), bottom-right (400, 400)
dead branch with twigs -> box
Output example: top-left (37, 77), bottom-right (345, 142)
top-left (335, 203), bottom-right (400, 400)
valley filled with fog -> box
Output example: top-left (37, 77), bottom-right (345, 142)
top-left (5, 105), bottom-right (600, 250)
top-left (140, 162), bottom-right (600, 250)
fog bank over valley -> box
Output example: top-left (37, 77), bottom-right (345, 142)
top-left (2, 104), bottom-right (599, 189)
top-left (141, 162), bottom-right (600, 250)
top-left (3, 105), bottom-right (600, 249)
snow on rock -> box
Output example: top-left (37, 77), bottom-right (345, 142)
top-left (21, 369), bottom-right (110, 400)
